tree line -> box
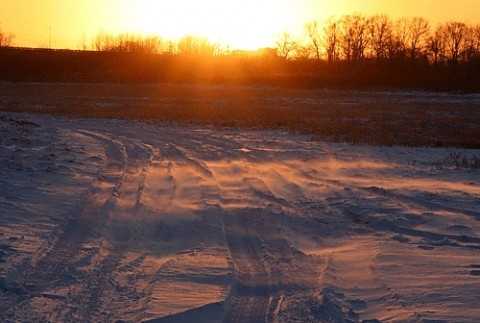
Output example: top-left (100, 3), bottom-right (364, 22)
top-left (85, 15), bottom-right (480, 66)
top-left (0, 14), bottom-right (480, 64)
top-left (2, 14), bottom-right (480, 65)
top-left (0, 14), bottom-right (479, 91)
top-left (92, 32), bottom-right (223, 57)
top-left (289, 15), bottom-right (480, 65)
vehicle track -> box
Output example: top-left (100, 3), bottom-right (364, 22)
top-left (223, 210), bottom-right (271, 323)
top-left (0, 129), bottom-right (149, 321)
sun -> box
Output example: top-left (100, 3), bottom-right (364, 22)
top-left (126, 0), bottom-right (298, 50)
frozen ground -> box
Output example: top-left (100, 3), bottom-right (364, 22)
top-left (1, 112), bottom-right (480, 322)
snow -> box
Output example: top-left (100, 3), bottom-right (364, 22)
top-left (1, 111), bottom-right (480, 322)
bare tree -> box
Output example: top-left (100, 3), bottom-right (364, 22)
top-left (275, 32), bottom-right (297, 60)
top-left (323, 17), bottom-right (340, 63)
top-left (367, 15), bottom-right (393, 59)
top-left (427, 29), bottom-right (445, 64)
top-left (352, 15), bottom-right (369, 60)
top-left (0, 27), bottom-right (15, 47)
top-left (463, 24), bottom-right (480, 61)
top-left (94, 31), bottom-right (114, 51)
top-left (339, 16), bottom-right (354, 60)
top-left (140, 35), bottom-right (163, 54)
top-left (472, 24), bottom-right (480, 58)
top-left (439, 21), bottom-right (467, 62)
top-left (408, 17), bottom-right (430, 59)
top-left (339, 14), bottom-right (369, 60)
top-left (295, 43), bottom-right (314, 60)
top-left (305, 21), bottom-right (321, 60)
top-left (177, 35), bottom-right (216, 56)
top-left (388, 18), bottom-right (410, 58)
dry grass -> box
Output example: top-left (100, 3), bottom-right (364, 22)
top-left (1, 83), bottom-right (479, 149)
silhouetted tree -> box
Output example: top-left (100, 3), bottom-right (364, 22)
top-left (408, 17), bottom-right (430, 59)
top-left (323, 17), bottom-right (340, 63)
top-left (463, 24), bottom-right (480, 61)
top-left (275, 32), bottom-right (298, 60)
top-left (305, 21), bottom-right (322, 60)
top-left (0, 28), bottom-right (14, 47)
top-left (339, 14), bottom-right (369, 60)
top-left (427, 29), bottom-right (445, 64)
top-left (295, 43), bottom-right (314, 60)
top-left (389, 18), bottom-right (410, 58)
top-left (472, 24), bottom-right (480, 58)
top-left (439, 21), bottom-right (467, 63)
top-left (94, 31), bottom-right (113, 51)
top-left (177, 35), bottom-right (218, 56)
top-left (140, 35), bottom-right (163, 54)
top-left (367, 15), bottom-right (393, 59)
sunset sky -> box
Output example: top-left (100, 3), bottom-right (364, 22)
top-left (1, 0), bottom-right (479, 50)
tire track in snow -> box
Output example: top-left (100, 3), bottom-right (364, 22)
top-left (223, 211), bottom-right (271, 323)
top-left (73, 136), bottom-right (155, 322)
top-left (222, 172), bottom-right (321, 322)
top-left (0, 130), bottom-right (132, 320)
top-left (257, 166), bottom-right (409, 321)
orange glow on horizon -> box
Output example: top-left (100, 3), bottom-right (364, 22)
top-left (1, 0), bottom-right (479, 50)
top-left (125, 0), bottom-right (299, 51)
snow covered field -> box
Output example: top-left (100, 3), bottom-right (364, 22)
top-left (1, 111), bottom-right (480, 322)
